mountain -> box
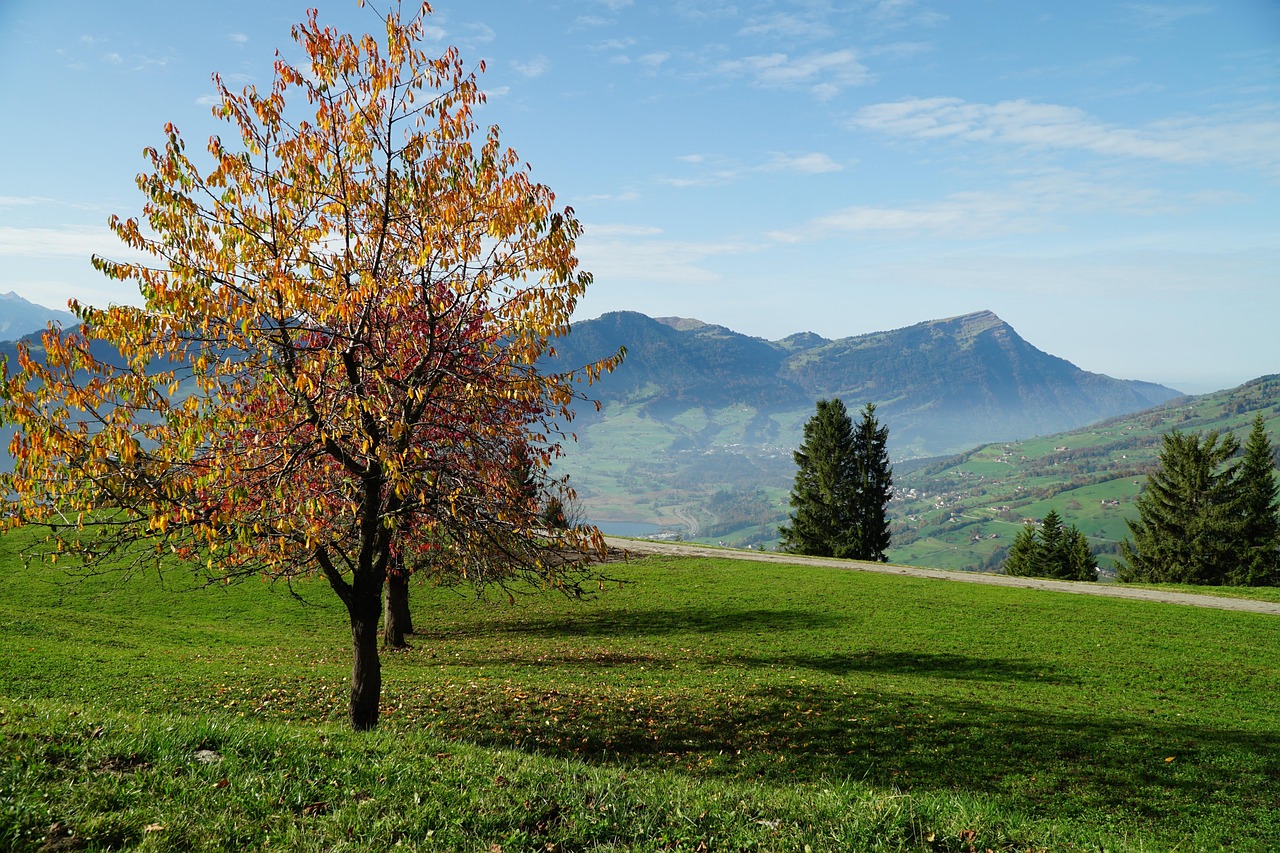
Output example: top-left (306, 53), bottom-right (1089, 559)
top-left (551, 310), bottom-right (1182, 457)
top-left (547, 310), bottom-right (1186, 547)
top-left (0, 292), bottom-right (77, 341)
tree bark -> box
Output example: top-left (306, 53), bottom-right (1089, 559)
top-left (383, 558), bottom-right (413, 648)
top-left (348, 563), bottom-right (385, 732)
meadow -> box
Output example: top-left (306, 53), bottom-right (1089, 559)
top-left (2, 527), bottom-right (1279, 851)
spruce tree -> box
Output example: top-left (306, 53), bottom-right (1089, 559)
top-left (1118, 429), bottom-right (1241, 584)
top-left (1031, 510), bottom-right (1066, 578)
top-left (1003, 524), bottom-right (1038, 577)
top-left (1233, 414), bottom-right (1280, 585)
top-left (851, 402), bottom-right (893, 562)
top-left (1001, 512), bottom-right (1096, 581)
top-left (1063, 525), bottom-right (1098, 581)
top-left (779, 399), bottom-right (859, 558)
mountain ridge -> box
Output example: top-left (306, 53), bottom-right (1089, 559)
top-left (0, 292), bottom-right (77, 341)
top-left (551, 309), bottom-right (1182, 457)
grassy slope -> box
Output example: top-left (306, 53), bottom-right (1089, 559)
top-left (2, 529), bottom-right (1280, 850)
top-left (559, 376), bottom-right (1280, 562)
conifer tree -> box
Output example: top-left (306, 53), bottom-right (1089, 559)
top-left (1003, 524), bottom-right (1038, 577)
top-left (779, 399), bottom-right (893, 560)
top-left (1118, 430), bottom-right (1241, 585)
top-left (1001, 511), bottom-right (1096, 581)
top-left (851, 402), bottom-right (893, 562)
top-left (1233, 414), bottom-right (1280, 585)
top-left (779, 399), bottom-right (858, 558)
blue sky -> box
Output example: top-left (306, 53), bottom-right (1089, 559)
top-left (1, 0), bottom-right (1276, 393)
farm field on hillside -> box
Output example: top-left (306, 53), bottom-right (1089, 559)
top-left (2, 529), bottom-right (1279, 850)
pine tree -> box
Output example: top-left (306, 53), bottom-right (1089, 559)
top-left (1118, 430), bottom-right (1241, 585)
top-left (1232, 414), bottom-right (1280, 585)
top-left (779, 399), bottom-right (859, 558)
top-left (851, 402), bottom-right (893, 562)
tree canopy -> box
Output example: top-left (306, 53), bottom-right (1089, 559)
top-left (0, 1), bottom-right (619, 730)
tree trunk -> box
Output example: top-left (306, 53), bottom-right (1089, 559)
top-left (348, 570), bottom-right (384, 732)
top-left (383, 561), bottom-right (413, 648)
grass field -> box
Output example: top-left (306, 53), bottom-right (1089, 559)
top-left (2, 528), bottom-right (1280, 851)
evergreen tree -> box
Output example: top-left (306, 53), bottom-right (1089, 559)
top-left (851, 402), bottom-right (894, 562)
top-left (1003, 524), bottom-right (1038, 577)
top-left (1001, 511), bottom-right (1096, 581)
top-left (1118, 430), bottom-right (1241, 585)
top-left (1031, 510), bottom-right (1066, 578)
top-left (1063, 525), bottom-right (1098, 581)
top-left (1233, 415), bottom-right (1280, 585)
top-left (779, 399), bottom-right (859, 558)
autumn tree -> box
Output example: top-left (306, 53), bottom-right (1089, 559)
top-left (0, 1), bottom-right (618, 731)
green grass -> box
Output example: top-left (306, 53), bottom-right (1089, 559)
top-left (3, 528), bottom-right (1280, 850)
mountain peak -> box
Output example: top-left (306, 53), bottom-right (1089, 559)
top-left (654, 316), bottom-right (710, 332)
top-left (0, 292), bottom-right (77, 341)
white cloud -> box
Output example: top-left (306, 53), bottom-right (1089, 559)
top-left (511, 55), bottom-right (551, 78)
top-left (663, 151), bottom-right (844, 186)
top-left (738, 12), bottom-right (833, 41)
top-left (578, 223), bottom-right (754, 283)
top-left (718, 49), bottom-right (870, 100)
top-left (1123, 3), bottom-right (1214, 33)
top-left (639, 52), bottom-right (670, 69)
top-left (764, 152), bottom-right (844, 174)
top-left (770, 192), bottom-right (1037, 243)
top-left (594, 0), bottom-right (633, 10)
top-left (0, 226), bottom-right (148, 261)
top-left (228, 33), bottom-right (248, 44)
top-left (849, 97), bottom-right (1280, 174)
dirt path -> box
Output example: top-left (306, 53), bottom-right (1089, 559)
top-left (604, 537), bottom-right (1280, 617)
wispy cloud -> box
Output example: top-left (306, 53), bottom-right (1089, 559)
top-left (849, 97), bottom-right (1280, 174)
top-left (228, 32), bottom-right (248, 44)
top-left (1122, 3), bottom-right (1214, 34)
top-left (0, 226), bottom-right (145, 261)
top-left (661, 152), bottom-right (845, 187)
top-left (769, 192), bottom-right (1038, 243)
top-left (578, 224), bottom-right (755, 283)
top-left (738, 12), bottom-right (834, 41)
top-left (511, 55), bottom-right (551, 78)
top-left (769, 169), bottom-right (1190, 243)
top-left (718, 49), bottom-right (871, 100)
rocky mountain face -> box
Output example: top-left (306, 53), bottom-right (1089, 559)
top-left (549, 310), bottom-right (1182, 458)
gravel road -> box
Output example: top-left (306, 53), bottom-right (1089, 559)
top-left (604, 536), bottom-right (1280, 617)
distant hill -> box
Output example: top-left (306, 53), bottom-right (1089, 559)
top-left (0, 291), bottom-right (77, 341)
top-left (889, 374), bottom-right (1280, 574)
top-left (546, 310), bottom-right (1187, 547)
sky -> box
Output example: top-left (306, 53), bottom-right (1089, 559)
top-left (1, 1), bottom-right (1277, 394)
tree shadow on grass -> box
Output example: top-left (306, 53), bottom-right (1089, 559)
top-left (407, 678), bottom-right (1280, 843)
top-left (752, 650), bottom-right (1082, 684)
top-left (415, 606), bottom-right (843, 641)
